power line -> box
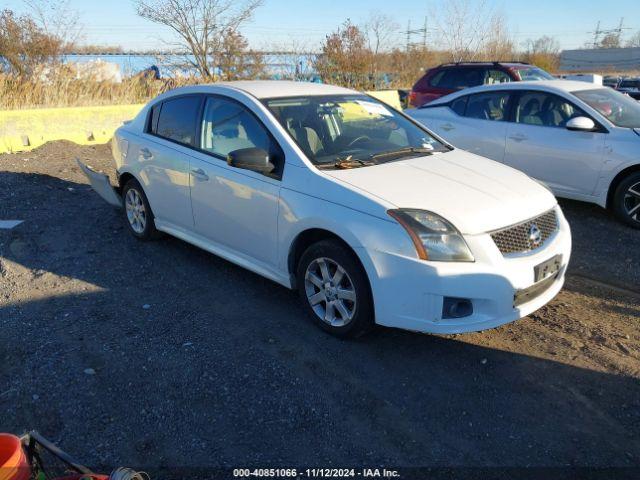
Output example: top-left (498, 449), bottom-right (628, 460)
top-left (587, 17), bottom-right (631, 48)
top-left (403, 17), bottom-right (428, 51)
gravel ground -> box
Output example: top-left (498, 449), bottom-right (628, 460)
top-left (0, 141), bottom-right (639, 476)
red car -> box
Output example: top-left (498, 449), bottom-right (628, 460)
top-left (409, 61), bottom-right (554, 108)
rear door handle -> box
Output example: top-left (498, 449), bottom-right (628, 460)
top-left (191, 168), bottom-right (209, 181)
top-left (441, 123), bottom-right (455, 131)
top-left (139, 148), bottom-right (153, 160)
top-left (509, 133), bottom-right (528, 142)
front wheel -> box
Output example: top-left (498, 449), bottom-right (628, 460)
top-left (296, 240), bottom-right (374, 338)
top-left (612, 172), bottom-right (640, 229)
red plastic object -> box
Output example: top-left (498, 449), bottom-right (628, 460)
top-left (0, 434), bottom-right (30, 480)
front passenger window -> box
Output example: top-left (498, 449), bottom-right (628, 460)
top-left (515, 92), bottom-right (587, 128)
top-left (200, 97), bottom-right (283, 175)
top-left (465, 92), bottom-right (510, 121)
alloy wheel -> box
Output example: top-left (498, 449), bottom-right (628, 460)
top-left (125, 188), bottom-right (147, 234)
top-left (624, 181), bottom-right (640, 222)
top-left (304, 257), bottom-right (357, 327)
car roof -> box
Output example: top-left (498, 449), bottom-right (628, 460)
top-left (426, 80), bottom-right (605, 105)
top-left (167, 80), bottom-right (360, 99)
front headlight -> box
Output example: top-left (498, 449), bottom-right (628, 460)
top-left (388, 209), bottom-right (474, 262)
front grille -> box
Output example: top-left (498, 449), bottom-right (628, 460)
top-left (490, 209), bottom-right (558, 255)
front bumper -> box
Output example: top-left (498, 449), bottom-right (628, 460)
top-left (358, 208), bottom-right (572, 334)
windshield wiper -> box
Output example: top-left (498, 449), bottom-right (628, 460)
top-left (369, 147), bottom-right (436, 162)
top-left (317, 155), bottom-right (375, 170)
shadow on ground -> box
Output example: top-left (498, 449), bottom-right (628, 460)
top-left (0, 171), bottom-right (639, 472)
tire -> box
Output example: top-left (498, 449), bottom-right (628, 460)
top-left (296, 239), bottom-right (374, 338)
top-left (122, 178), bottom-right (161, 240)
top-left (612, 172), bottom-right (640, 229)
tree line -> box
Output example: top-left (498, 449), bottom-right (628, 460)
top-left (2, 0), bottom-right (639, 89)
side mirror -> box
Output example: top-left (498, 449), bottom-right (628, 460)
top-left (227, 148), bottom-right (275, 174)
top-left (566, 116), bottom-right (596, 132)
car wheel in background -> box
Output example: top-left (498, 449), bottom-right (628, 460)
top-left (122, 178), bottom-right (161, 240)
top-left (296, 240), bottom-right (374, 338)
top-left (613, 172), bottom-right (640, 229)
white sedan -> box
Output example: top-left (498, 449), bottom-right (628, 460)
top-left (407, 80), bottom-right (640, 228)
top-left (79, 81), bottom-right (571, 337)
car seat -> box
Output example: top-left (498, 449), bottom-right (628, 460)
top-left (520, 98), bottom-right (543, 125)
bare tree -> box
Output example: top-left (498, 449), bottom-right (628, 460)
top-left (482, 13), bottom-right (514, 60)
top-left (0, 9), bottom-right (63, 76)
top-left (627, 31), bottom-right (640, 48)
top-left (432, 0), bottom-right (513, 62)
top-left (134, 0), bottom-right (263, 79)
top-left (523, 35), bottom-right (560, 71)
top-left (23, 0), bottom-right (81, 50)
top-left (433, 0), bottom-right (490, 61)
top-left (525, 36), bottom-right (560, 56)
top-left (365, 12), bottom-right (398, 56)
top-left (365, 12), bottom-right (398, 86)
top-left (269, 38), bottom-right (316, 81)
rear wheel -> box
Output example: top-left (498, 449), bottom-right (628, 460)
top-left (612, 172), bottom-right (640, 229)
top-left (122, 179), bottom-right (160, 240)
top-left (296, 240), bottom-right (373, 338)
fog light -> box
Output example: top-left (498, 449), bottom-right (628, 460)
top-left (442, 297), bottom-right (473, 319)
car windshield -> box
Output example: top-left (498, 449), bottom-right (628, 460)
top-left (264, 94), bottom-right (448, 167)
top-left (515, 67), bottom-right (555, 81)
top-left (573, 88), bottom-right (640, 129)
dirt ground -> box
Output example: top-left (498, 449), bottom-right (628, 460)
top-left (1, 141), bottom-right (639, 475)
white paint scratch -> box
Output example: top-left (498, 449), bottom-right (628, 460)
top-left (0, 220), bottom-right (24, 230)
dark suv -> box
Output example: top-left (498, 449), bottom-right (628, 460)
top-left (616, 78), bottom-right (640, 100)
top-left (409, 61), bottom-right (554, 108)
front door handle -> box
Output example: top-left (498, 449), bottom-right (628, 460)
top-left (509, 133), bottom-right (528, 142)
top-left (191, 168), bottom-right (209, 181)
top-left (139, 148), bottom-right (153, 160)
top-left (441, 123), bottom-right (455, 131)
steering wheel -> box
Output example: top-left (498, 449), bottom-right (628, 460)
top-left (347, 136), bottom-right (371, 148)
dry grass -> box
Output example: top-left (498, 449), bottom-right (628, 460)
top-left (0, 68), bottom-right (202, 110)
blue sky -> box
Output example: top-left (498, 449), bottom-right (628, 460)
top-left (4, 0), bottom-right (640, 51)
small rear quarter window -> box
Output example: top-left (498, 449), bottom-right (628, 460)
top-left (450, 96), bottom-right (468, 116)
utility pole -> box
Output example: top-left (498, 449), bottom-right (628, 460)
top-left (591, 21), bottom-right (601, 48)
top-left (422, 17), bottom-right (428, 49)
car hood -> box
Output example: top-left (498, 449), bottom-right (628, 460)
top-left (323, 150), bottom-right (557, 234)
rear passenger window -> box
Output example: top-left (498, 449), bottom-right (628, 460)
top-left (484, 69), bottom-right (512, 85)
top-left (429, 70), bottom-right (447, 87)
top-left (450, 96), bottom-right (468, 116)
top-left (430, 68), bottom-right (485, 90)
top-left (155, 95), bottom-right (202, 147)
top-left (465, 92), bottom-right (510, 121)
